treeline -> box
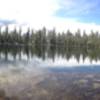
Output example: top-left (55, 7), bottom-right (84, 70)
top-left (0, 26), bottom-right (100, 48)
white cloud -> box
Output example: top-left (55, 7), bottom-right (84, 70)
top-left (43, 17), bottom-right (100, 34)
top-left (0, 0), bottom-right (100, 34)
top-left (0, 0), bottom-right (58, 22)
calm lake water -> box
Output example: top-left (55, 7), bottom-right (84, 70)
top-left (0, 46), bottom-right (100, 100)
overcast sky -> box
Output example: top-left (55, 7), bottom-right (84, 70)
top-left (0, 0), bottom-right (100, 33)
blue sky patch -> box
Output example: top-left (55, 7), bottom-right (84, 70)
top-left (55, 0), bottom-right (100, 24)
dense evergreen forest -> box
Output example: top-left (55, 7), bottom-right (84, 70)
top-left (0, 26), bottom-right (100, 48)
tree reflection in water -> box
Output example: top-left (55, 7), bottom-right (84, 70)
top-left (0, 45), bottom-right (100, 62)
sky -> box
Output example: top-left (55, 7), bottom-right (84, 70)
top-left (0, 0), bottom-right (100, 33)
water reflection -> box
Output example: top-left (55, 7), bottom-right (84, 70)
top-left (0, 46), bottom-right (100, 100)
top-left (0, 45), bottom-right (100, 66)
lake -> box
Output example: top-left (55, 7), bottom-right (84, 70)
top-left (0, 45), bottom-right (100, 100)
